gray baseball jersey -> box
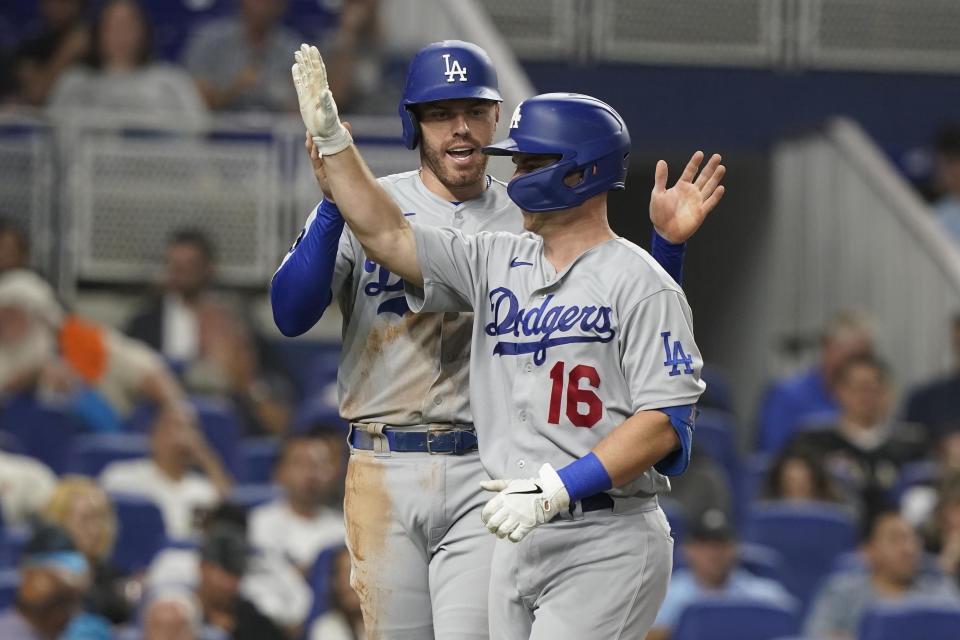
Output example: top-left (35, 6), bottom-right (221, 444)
top-left (326, 170), bottom-right (524, 425)
top-left (404, 224), bottom-right (706, 494)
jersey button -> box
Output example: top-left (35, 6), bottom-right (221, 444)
top-left (433, 396), bottom-right (443, 406)
top-left (518, 411), bottom-right (527, 422)
top-left (518, 459), bottom-right (526, 469)
top-left (454, 212), bottom-right (464, 221)
top-left (524, 362), bottom-right (533, 373)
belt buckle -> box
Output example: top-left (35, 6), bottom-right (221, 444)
top-left (426, 426), bottom-right (455, 455)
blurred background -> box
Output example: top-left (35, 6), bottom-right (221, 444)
top-left (1, 0), bottom-right (960, 639)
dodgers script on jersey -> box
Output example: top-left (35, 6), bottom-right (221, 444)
top-left (404, 225), bottom-right (706, 496)
top-left (282, 171), bottom-right (523, 425)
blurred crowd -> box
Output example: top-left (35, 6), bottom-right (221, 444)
top-left (0, 0), bottom-right (390, 117)
top-left (0, 221), bottom-right (361, 639)
top-left (3, 214), bottom-right (960, 639)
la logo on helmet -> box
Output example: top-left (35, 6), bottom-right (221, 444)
top-left (510, 105), bottom-right (522, 129)
top-left (442, 54), bottom-right (467, 82)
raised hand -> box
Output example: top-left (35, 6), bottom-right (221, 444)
top-left (291, 44), bottom-right (352, 156)
top-left (649, 151), bottom-right (726, 244)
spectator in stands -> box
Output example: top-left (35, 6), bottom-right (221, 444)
top-left (0, 219), bottom-right (29, 274)
top-left (662, 449), bottom-right (734, 526)
top-left (790, 354), bottom-right (929, 522)
top-left (0, 448), bottom-right (56, 527)
top-left (42, 477), bottom-right (134, 624)
top-left (805, 509), bottom-right (960, 640)
top-left (308, 546), bottom-right (365, 640)
top-left (760, 447), bottom-right (854, 507)
top-left (932, 124), bottom-right (960, 245)
top-left (99, 409), bottom-right (231, 540)
top-left (142, 588), bottom-right (206, 640)
top-left (322, 0), bottom-right (389, 115)
top-left (905, 314), bottom-right (960, 440)
top-left (127, 230), bottom-right (291, 436)
top-left (920, 471), bottom-right (960, 587)
top-left (48, 0), bottom-right (207, 129)
top-left (195, 524), bottom-right (286, 640)
top-left (756, 311), bottom-right (874, 453)
top-left (12, 0), bottom-right (90, 106)
top-left (182, 0), bottom-right (301, 112)
top-left (0, 524), bottom-right (111, 640)
top-left (249, 430), bottom-right (346, 573)
top-left (646, 508), bottom-right (795, 640)
top-left (0, 269), bottom-right (188, 432)
top-left (147, 502), bottom-right (312, 635)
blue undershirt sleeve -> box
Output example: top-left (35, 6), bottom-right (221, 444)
top-left (651, 229), bottom-right (686, 286)
top-left (270, 199), bottom-right (344, 337)
top-left (654, 404), bottom-right (697, 476)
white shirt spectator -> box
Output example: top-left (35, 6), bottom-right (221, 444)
top-left (147, 545), bottom-right (312, 628)
top-left (249, 499), bottom-right (345, 570)
top-left (0, 451), bottom-right (57, 526)
top-left (310, 611), bottom-right (366, 640)
top-left (99, 459), bottom-right (218, 539)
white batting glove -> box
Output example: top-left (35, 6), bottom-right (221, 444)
top-left (480, 463), bottom-right (571, 543)
top-left (291, 43), bottom-right (352, 156)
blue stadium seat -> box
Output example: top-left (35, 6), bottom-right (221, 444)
top-left (660, 497), bottom-right (686, 544)
top-left (857, 602), bottom-right (960, 640)
top-left (673, 599), bottom-right (800, 640)
top-left (139, 0), bottom-right (231, 61)
top-left (0, 395), bottom-right (84, 474)
top-left (742, 452), bottom-right (773, 503)
top-left (305, 545), bottom-right (345, 625)
top-left (889, 460), bottom-right (939, 505)
top-left (268, 340), bottom-right (340, 401)
top-left (0, 568), bottom-right (18, 610)
top-left (292, 394), bottom-right (348, 435)
top-left (0, 527), bottom-right (30, 569)
top-left (65, 433), bottom-right (150, 476)
top-left (238, 437), bottom-right (280, 484)
top-left (229, 484), bottom-right (281, 510)
top-left (743, 501), bottom-right (857, 613)
top-left (191, 397), bottom-right (242, 477)
top-left (110, 493), bottom-right (168, 573)
top-left (693, 409), bottom-right (744, 519)
top-left (738, 543), bottom-right (789, 586)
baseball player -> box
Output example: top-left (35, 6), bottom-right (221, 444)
top-left (278, 43), bottom-right (722, 638)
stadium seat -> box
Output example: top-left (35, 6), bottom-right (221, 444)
top-left (0, 527), bottom-right (30, 569)
top-left (0, 568), bottom-right (17, 610)
top-left (673, 599), bottom-right (800, 640)
top-left (0, 395), bottom-right (84, 474)
top-left (738, 543), bottom-right (789, 585)
top-left (268, 339), bottom-right (340, 401)
top-left (693, 409), bottom-right (745, 519)
top-left (65, 433), bottom-right (150, 476)
top-left (888, 460), bottom-right (939, 505)
top-left (857, 602), bottom-right (960, 640)
top-left (305, 545), bottom-right (345, 624)
top-left (660, 497), bottom-right (686, 544)
top-left (229, 484), bottom-right (281, 510)
top-left (742, 452), bottom-right (773, 503)
top-left (110, 493), bottom-right (168, 573)
top-left (742, 501), bottom-right (857, 612)
top-left (238, 437), bottom-right (280, 484)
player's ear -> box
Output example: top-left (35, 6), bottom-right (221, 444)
top-left (494, 103), bottom-right (500, 124)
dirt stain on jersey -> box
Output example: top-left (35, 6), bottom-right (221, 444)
top-left (340, 312), bottom-right (447, 420)
top-left (344, 454), bottom-right (391, 639)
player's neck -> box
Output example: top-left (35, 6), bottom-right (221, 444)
top-left (418, 166), bottom-right (486, 203)
top-left (538, 201), bottom-right (615, 272)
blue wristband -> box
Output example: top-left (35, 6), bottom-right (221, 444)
top-left (556, 452), bottom-right (613, 503)
top-left (651, 229), bottom-right (686, 286)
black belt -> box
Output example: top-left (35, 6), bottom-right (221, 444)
top-left (575, 493), bottom-right (615, 513)
top-left (350, 426), bottom-right (478, 454)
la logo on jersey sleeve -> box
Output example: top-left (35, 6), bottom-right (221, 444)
top-left (660, 331), bottom-right (694, 376)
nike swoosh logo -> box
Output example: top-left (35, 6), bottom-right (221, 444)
top-left (511, 486), bottom-right (543, 495)
top-left (510, 258), bottom-right (533, 268)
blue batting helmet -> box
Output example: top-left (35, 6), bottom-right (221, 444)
top-left (483, 93), bottom-right (631, 213)
top-left (399, 40), bottom-right (502, 149)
